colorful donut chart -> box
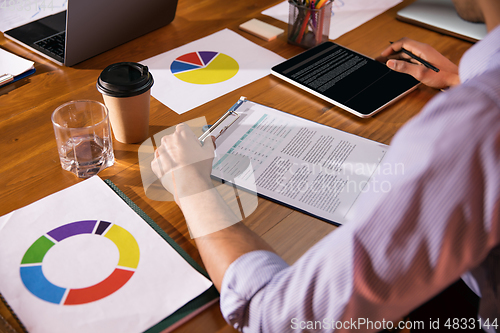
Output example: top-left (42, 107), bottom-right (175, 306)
top-left (20, 220), bottom-right (140, 305)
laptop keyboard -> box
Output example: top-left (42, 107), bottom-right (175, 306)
top-left (34, 31), bottom-right (65, 59)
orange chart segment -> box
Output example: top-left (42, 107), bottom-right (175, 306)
top-left (171, 52), bottom-right (239, 85)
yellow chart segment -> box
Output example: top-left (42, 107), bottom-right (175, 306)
top-left (104, 224), bottom-right (140, 269)
top-left (174, 53), bottom-right (239, 84)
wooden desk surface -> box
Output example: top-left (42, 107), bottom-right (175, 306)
top-left (0, 0), bottom-right (472, 332)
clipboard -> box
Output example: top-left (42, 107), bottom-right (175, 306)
top-left (206, 97), bottom-right (389, 226)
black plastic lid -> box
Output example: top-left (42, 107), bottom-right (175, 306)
top-left (97, 62), bottom-right (154, 98)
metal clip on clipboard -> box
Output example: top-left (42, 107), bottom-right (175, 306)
top-left (198, 96), bottom-right (246, 145)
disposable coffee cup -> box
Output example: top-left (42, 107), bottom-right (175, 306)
top-left (97, 62), bottom-right (154, 143)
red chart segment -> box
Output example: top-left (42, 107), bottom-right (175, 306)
top-left (64, 268), bottom-right (135, 305)
top-left (176, 52), bottom-right (204, 67)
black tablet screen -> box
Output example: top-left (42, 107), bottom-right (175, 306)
top-left (271, 42), bottom-right (420, 117)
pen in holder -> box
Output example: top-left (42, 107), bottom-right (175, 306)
top-left (288, 0), bottom-right (333, 48)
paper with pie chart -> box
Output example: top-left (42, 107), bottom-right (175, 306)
top-left (0, 176), bottom-right (213, 333)
top-left (142, 29), bottom-right (285, 114)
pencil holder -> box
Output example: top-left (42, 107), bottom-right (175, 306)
top-left (288, 0), bottom-right (333, 48)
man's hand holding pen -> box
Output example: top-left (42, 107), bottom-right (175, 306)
top-left (377, 37), bottom-right (460, 90)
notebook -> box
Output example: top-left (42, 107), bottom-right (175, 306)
top-left (0, 48), bottom-right (35, 87)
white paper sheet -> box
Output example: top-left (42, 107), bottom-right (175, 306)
top-left (141, 29), bottom-right (285, 115)
top-left (262, 0), bottom-right (403, 40)
top-left (0, 48), bottom-right (34, 76)
top-left (211, 100), bottom-right (389, 225)
top-left (0, 0), bottom-right (67, 32)
top-left (0, 176), bottom-right (213, 333)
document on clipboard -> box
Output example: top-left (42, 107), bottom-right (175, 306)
top-left (206, 97), bottom-right (388, 225)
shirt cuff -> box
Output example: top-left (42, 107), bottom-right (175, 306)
top-left (220, 250), bottom-right (289, 330)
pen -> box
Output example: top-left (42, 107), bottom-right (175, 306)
top-left (389, 41), bottom-right (440, 73)
top-left (198, 97), bottom-right (245, 145)
top-left (311, 0), bottom-right (316, 28)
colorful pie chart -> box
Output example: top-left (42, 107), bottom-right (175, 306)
top-left (19, 220), bottom-right (140, 305)
top-left (171, 51), bottom-right (239, 84)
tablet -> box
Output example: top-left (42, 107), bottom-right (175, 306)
top-left (271, 42), bottom-right (420, 118)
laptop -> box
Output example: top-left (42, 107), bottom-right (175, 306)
top-left (396, 0), bottom-right (486, 43)
top-left (4, 0), bottom-right (178, 66)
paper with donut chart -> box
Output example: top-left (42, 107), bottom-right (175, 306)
top-left (0, 176), bottom-right (213, 333)
top-left (212, 99), bottom-right (388, 225)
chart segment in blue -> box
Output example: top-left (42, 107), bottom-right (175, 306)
top-left (170, 61), bottom-right (201, 74)
top-left (20, 265), bottom-right (66, 304)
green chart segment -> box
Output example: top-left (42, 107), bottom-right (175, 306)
top-left (19, 220), bottom-right (140, 305)
top-left (170, 51), bottom-right (239, 84)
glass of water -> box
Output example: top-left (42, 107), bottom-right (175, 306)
top-left (52, 100), bottom-right (115, 178)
